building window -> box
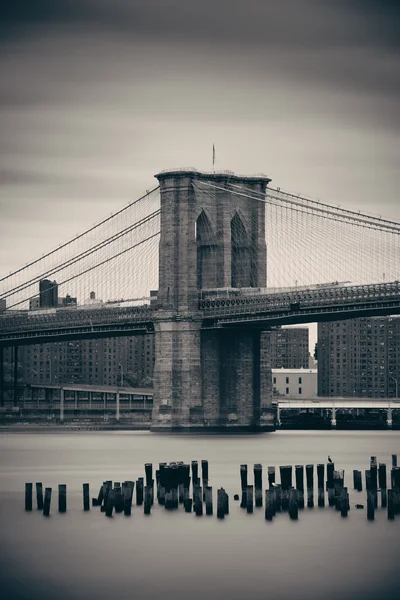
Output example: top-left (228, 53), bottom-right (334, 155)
top-left (273, 377), bottom-right (276, 384)
top-left (299, 387), bottom-right (302, 394)
top-left (286, 377), bottom-right (289, 384)
top-left (299, 377), bottom-right (302, 384)
top-left (286, 387), bottom-right (289, 395)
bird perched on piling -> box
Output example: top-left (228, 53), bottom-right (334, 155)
top-left (328, 456), bottom-right (333, 463)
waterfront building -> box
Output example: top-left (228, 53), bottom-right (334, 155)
top-left (272, 367), bottom-right (317, 398)
top-left (317, 317), bottom-right (400, 397)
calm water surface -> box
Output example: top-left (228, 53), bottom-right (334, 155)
top-left (0, 430), bottom-right (399, 600)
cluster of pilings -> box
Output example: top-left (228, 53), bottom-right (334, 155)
top-left (24, 455), bottom-right (399, 521)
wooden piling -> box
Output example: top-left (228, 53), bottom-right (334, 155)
top-left (36, 482), bottom-right (43, 510)
top-left (240, 464), bottom-right (248, 508)
top-left (114, 484), bottom-right (123, 513)
top-left (83, 483), bottom-right (90, 511)
top-left (201, 460), bottom-right (209, 487)
top-left (101, 481), bottom-right (112, 513)
top-left (205, 485), bottom-right (213, 515)
top-left (143, 485), bottom-right (152, 515)
top-left (366, 471), bottom-right (374, 520)
top-left (254, 464), bottom-right (263, 507)
top-left (217, 488), bottom-right (225, 519)
top-left (191, 461), bottom-right (199, 490)
top-left (340, 487), bottom-right (348, 517)
top-left (105, 488), bottom-right (115, 517)
top-left (184, 498), bottom-right (193, 513)
top-left (265, 490), bottom-right (274, 521)
top-left (353, 470), bottom-right (362, 492)
top-left (274, 484), bottom-right (282, 512)
top-left (58, 484), bottom-right (67, 513)
top-left (223, 489), bottom-right (229, 515)
top-left (306, 464), bottom-right (314, 508)
top-left (145, 463), bottom-right (153, 487)
top-left (43, 487), bottom-right (52, 517)
top-left (246, 485), bottom-right (254, 514)
top-left (194, 486), bottom-right (203, 516)
top-left (370, 462), bottom-right (378, 509)
top-left (392, 467), bottom-right (400, 514)
top-left (288, 488), bottom-right (298, 520)
top-left (136, 478), bottom-right (144, 506)
top-left (295, 465), bottom-right (304, 509)
top-left (317, 464), bottom-right (325, 507)
top-left (326, 462), bottom-right (335, 506)
top-left (280, 466), bottom-right (292, 511)
top-left (25, 483), bottom-right (33, 511)
top-left (378, 464), bottom-right (387, 508)
top-left (268, 466), bottom-right (275, 488)
top-left (123, 481), bottom-right (134, 516)
top-left (387, 489), bottom-right (394, 520)
top-left (171, 464), bottom-right (179, 509)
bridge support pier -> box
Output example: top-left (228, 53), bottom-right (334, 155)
top-left (331, 406), bottom-right (336, 429)
top-left (60, 388), bottom-right (64, 423)
top-left (387, 406), bottom-right (392, 430)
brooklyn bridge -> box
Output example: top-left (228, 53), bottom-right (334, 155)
top-left (1, 169), bottom-right (399, 432)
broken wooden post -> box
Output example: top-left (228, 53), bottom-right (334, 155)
top-left (43, 487), bottom-right (52, 517)
top-left (36, 482), bottom-right (43, 510)
top-left (136, 478), bottom-right (144, 506)
top-left (379, 464), bottom-right (387, 508)
top-left (280, 466), bottom-right (292, 511)
top-left (145, 463), bottom-right (152, 487)
top-left (185, 498), bottom-right (193, 513)
top-left (326, 462), bottom-right (335, 506)
top-left (201, 460), bottom-right (208, 489)
top-left (114, 484), bottom-right (123, 513)
top-left (171, 464), bottom-right (179, 509)
top-left (240, 464), bottom-right (248, 508)
top-left (246, 485), bottom-right (254, 514)
top-left (205, 485), bottom-right (213, 515)
top-left (254, 464), bottom-right (263, 507)
top-left (317, 464), bottom-right (324, 507)
top-left (25, 483), bottom-right (33, 511)
top-left (58, 484), bottom-right (67, 513)
top-left (223, 489), bottom-right (229, 515)
top-left (289, 488), bottom-right (298, 520)
top-left (353, 470), bottom-right (362, 492)
top-left (83, 483), bottom-right (90, 511)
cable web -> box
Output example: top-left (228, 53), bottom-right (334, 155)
top-left (0, 188), bottom-right (160, 310)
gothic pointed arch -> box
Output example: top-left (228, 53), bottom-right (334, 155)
top-left (231, 212), bottom-right (251, 287)
top-left (196, 210), bottom-right (218, 289)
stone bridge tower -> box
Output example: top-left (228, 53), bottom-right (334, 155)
top-left (151, 169), bottom-right (276, 432)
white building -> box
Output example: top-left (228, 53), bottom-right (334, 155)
top-left (272, 368), bottom-right (317, 398)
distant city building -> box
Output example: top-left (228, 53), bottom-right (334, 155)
top-left (318, 317), bottom-right (400, 397)
top-left (269, 327), bottom-right (309, 369)
top-left (59, 294), bottom-right (77, 307)
top-left (272, 368), bottom-right (317, 398)
top-left (39, 279), bottom-right (58, 307)
top-left (29, 296), bottom-right (40, 310)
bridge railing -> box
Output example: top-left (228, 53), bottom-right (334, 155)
top-left (199, 281), bottom-right (400, 317)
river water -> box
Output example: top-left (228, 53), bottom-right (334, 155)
top-left (0, 430), bottom-right (399, 600)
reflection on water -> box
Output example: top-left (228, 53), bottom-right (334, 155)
top-left (0, 430), bottom-right (399, 600)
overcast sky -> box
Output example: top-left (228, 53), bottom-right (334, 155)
top-left (0, 0), bottom-right (399, 284)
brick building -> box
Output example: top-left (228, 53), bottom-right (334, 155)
top-left (318, 317), bottom-right (400, 397)
top-left (269, 327), bottom-right (309, 369)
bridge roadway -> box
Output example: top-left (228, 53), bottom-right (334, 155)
top-left (1, 281), bottom-right (400, 346)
